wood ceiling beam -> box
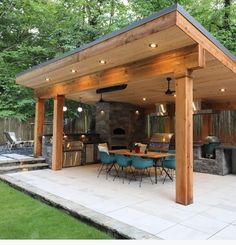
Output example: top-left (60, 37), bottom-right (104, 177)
top-left (176, 12), bottom-right (236, 74)
top-left (35, 44), bottom-right (205, 99)
top-left (203, 102), bottom-right (236, 111)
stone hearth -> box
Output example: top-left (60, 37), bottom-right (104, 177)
top-left (96, 102), bottom-right (146, 149)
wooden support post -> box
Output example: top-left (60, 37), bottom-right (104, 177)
top-left (34, 98), bottom-right (45, 156)
top-left (52, 95), bottom-right (64, 170)
top-left (175, 70), bottom-right (193, 205)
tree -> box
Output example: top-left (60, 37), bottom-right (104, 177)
top-left (0, 0), bottom-right (235, 121)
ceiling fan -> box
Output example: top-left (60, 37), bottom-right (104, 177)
top-left (98, 93), bottom-right (105, 103)
top-left (164, 77), bottom-right (175, 96)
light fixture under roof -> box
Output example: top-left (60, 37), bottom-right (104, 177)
top-left (135, 110), bottom-right (140, 115)
top-left (77, 97), bottom-right (83, 113)
top-left (77, 106), bottom-right (83, 112)
top-left (71, 69), bottom-right (77, 73)
top-left (149, 43), bottom-right (158, 48)
top-left (63, 106), bottom-right (67, 112)
top-left (99, 60), bottom-right (106, 64)
top-left (219, 88), bottom-right (226, 92)
top-left (142, 97), bottom-right (147, 101)
top-left (45, 77), bottom-right (50, 81)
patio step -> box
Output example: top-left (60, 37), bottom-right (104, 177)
top-left (0, 163), bottom-right (49, 174)
top-left (0, 157), bottom-right (46, 167)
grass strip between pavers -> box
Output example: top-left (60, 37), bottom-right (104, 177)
top-left (0, 180), bottom-right (113, 239)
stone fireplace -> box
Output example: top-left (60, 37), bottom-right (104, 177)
top-left (96, 101), bottom-right (146, 149)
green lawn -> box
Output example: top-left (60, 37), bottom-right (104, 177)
top-left (0, 181), bottom-right (113, 239)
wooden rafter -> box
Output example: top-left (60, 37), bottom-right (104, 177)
top-left (35, 44), bottom-right (205, 98)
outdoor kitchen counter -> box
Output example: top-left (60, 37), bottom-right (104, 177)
top-left (193, 143), bottom-right (234, 175)
top-left (216, 144), bottom-right (236, 149)
top-left (42, 133), bottom-right (101, 167)
top-left (216, 145), bottom-right (236, 174)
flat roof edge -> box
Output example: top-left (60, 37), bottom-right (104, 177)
top-left (176, 4), bottom-right (236, 63)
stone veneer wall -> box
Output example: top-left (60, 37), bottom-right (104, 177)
top-left (96, 102), bottom-right (147, 148)
top-left (193, 145), bottom-right (232, 175)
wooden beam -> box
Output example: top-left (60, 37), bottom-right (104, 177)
top-left (176, 12), bottom-right (236, 74)
top-left (175, 70), bottom-right (193, 205)
top-left (34, 98), bottom-right (45, 157)
top-left (52, 95), bottom-right (64, 171)
top-left (203, 102), bottom-right (236, 111)
top-left (35, 44), bottom-right (204, 98)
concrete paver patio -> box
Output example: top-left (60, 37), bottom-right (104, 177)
top-left (2, 164), bottom-right (236, 240)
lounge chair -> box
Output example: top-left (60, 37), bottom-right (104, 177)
top-left (4, 131), bottom-right (25, 150)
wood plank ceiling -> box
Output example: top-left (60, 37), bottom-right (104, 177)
top-left (16, 7), bottom-right (236, 108)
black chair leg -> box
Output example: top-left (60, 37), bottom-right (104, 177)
top-left (113, 163), bottom-right (119, 175)
top-left (162, 168), bottom-right (170, 184)
top-left (106, 165), bottom-right (109, 179)
top-left (113, 165), bottom-right (120, 181)
top-left (121, 166), bottom-right (126, 184)
top-left (97, 164), bottom-right (105, 178)
top-left (128, 167), bottom-right (136, 184)
top-left (139, 170), bottom-right (144, 187)
top-left (146, 168), bottom-right (153, 185)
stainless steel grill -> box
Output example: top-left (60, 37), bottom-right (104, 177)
top-left (63, 140), bottom-right (84, 151)
top-left (202, 135), bottom-right (220, 158)
top-left (63, 140), bottom-right (84, 167)
top-left (149, 133), bottom-right (175, 152)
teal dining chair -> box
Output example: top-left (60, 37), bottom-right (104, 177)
top-left (130, 156), bottom-right (154, 187)
top-left (162, 149), bottom-right (176, 184)
top-left (113, 154), bottom-right (132, 183)
top-left (97, 151), bottom-right (116, 179)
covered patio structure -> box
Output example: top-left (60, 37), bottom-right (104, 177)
top-left (16, 4), bottom-right (236, 206)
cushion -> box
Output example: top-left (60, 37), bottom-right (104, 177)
top-left (98, 143), bottom-right (109, 155)
top-left (9, 132), bottom-right (17, 142)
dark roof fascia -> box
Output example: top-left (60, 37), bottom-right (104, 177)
top-left (17, 3), bottom-right (236, 78)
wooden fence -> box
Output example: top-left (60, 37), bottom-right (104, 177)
top-left (150, 111), bottom-right (236, 144)
top-left (0, 116), bottom-right (94, 145)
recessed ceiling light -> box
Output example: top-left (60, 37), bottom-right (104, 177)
top-left (71, 69), bottom-right (77, 73)
top-left (219, 88), bottom-right (226, 92)
top-left (142, 97), bottom-right (147, 101)
top-left (45, 77), bottom-right (50, 81)
top-left (99, 60), bottom-right (106, 64)
top-left (149, 43), bottom-right (158, 48)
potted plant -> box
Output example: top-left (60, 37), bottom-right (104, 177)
top-left (134, 143), bottom-right (140, 153)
